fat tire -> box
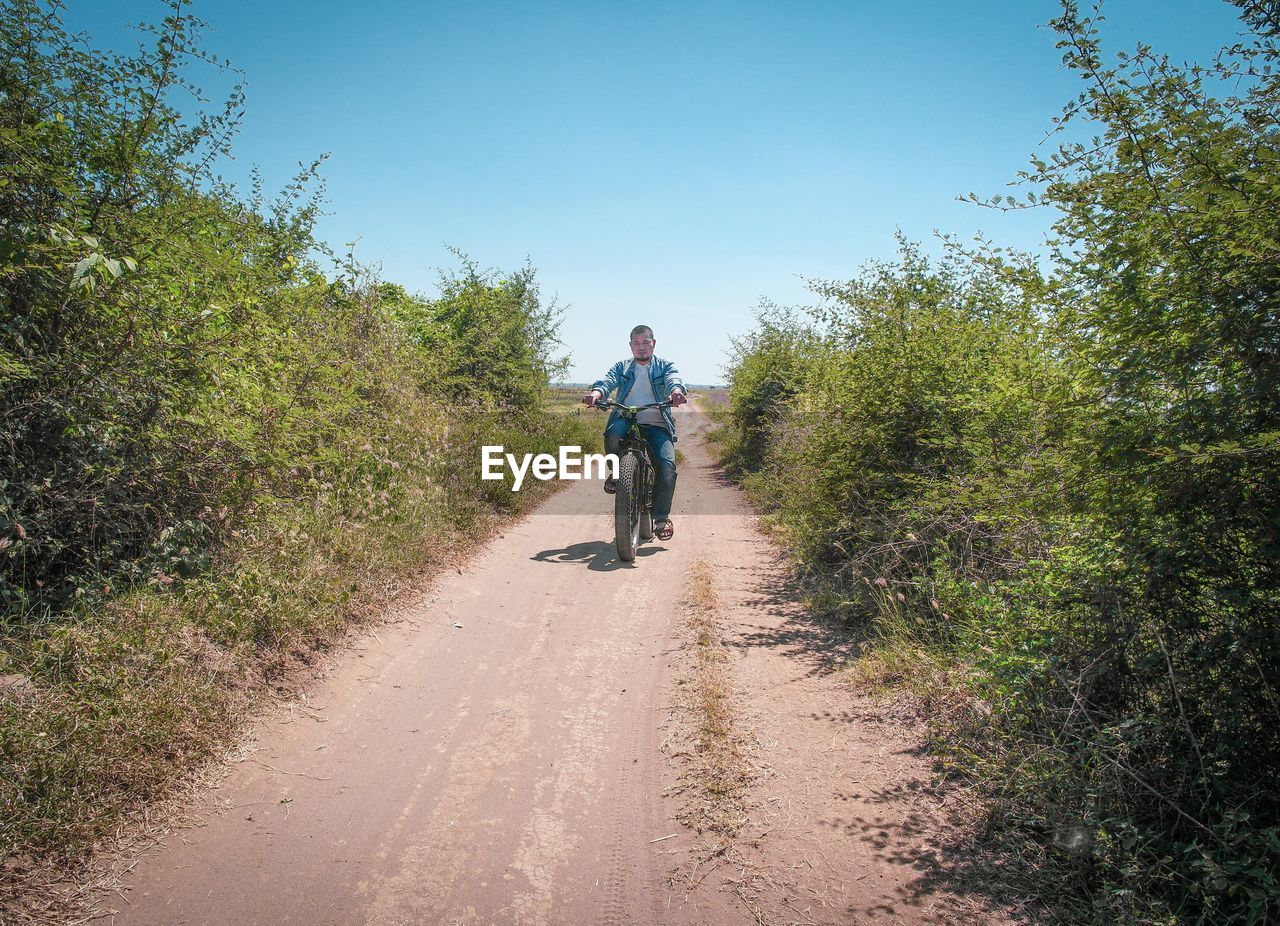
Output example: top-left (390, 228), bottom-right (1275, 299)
top-left (614, 453), bottom-right (642, 562)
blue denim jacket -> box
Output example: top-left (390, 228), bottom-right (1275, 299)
top-left (591, 356), bottom-right (687, 441)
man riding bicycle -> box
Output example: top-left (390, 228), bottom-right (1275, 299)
top-left (582, 325), bottom-right (687, 541)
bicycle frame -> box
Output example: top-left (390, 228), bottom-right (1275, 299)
top-left (590, 399), bottom-right (670, 560)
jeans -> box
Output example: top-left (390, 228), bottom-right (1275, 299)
top-left (604, 418), bottom-right (677, 522)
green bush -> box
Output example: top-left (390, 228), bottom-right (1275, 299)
top-left (735, 238), bottom-right (1068, 605)
top-left (0, 0), bottom-right (596, 888)
top-left (718, 302), bottom-right (817, 477)
top-left (381, 256), bottom-right (569, 410)
top-left (720, 4), bottom-right (1280, 921)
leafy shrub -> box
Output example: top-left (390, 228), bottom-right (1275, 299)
top-left (720, 4), bottom-right (1280, 921)
top-left (0, 0), bottom-right (595, 890)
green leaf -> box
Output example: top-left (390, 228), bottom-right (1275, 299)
top-left (71, 255), bottom-right (98, 281)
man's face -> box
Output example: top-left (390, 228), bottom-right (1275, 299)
top-left (629, 332), bottom-right (655, 362)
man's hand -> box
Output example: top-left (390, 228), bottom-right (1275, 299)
top-left (582, 390), bottom-right (602, 407)
top-left (669, 390), bottom-right (688, 407)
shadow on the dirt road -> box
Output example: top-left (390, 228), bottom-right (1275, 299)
top-left (718, 559), bottom-right (867, 678)
top-left (530, 539), bottom-right (666, 571)
top-left (830, 771), bottom-right (1054, 925)
top-left (721, 554), bottom-right (1045, 923)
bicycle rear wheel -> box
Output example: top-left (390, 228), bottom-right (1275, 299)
top-left (614, 452), bottom-right (642, 561)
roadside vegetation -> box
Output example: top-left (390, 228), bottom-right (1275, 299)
top-left (0, 0), bottom-right (596, 909)
top-left (713, 3), bottom-right (1280, 923)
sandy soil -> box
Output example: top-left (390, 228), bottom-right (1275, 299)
top-left (94, 403), bottom-right (1011, 926)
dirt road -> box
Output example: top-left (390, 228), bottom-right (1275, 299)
top-left (102, 404), bottom-right (1005, 926)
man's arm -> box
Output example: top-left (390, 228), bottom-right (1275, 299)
top-left (583, 360), bottom-right (625, 405)
top-left (661, 359), bottom-right (688, 405)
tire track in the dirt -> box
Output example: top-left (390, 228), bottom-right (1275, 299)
top-left (595, 582), bottom-right (650, 926)
top-left (357, 686), bottom-right (535, 925)
top-left (504, 600), bottom-right (626, 925)
top-left (480, 543), bottom-right (674, 926)
top-left (355, 545), bottom-right (577, 923)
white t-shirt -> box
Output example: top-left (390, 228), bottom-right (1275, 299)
top-left (627, 362), bottom-right (666, 427)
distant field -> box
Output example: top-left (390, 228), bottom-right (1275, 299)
top-left (546, 386), bottom-right (592, 417)
top-left (546, 384), bottom-right (728, 417)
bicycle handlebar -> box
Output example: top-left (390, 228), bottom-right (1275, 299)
top-left (587, 398), bottom-right (672, 413)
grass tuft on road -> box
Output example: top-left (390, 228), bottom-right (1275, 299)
top-left (667, 560), bottom-right (752, 864)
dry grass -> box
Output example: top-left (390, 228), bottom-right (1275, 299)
top-left (665, 560), bottom-right (755, 890)
top-left (664, 561), bottom-right (868, 926)
top-left (0, 706), bottom-right (260, 926)
top-left (685, 565), bottom-right (736, 753)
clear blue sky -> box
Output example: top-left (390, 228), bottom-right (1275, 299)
top-left (66, 1), bottom-right (1246, 384)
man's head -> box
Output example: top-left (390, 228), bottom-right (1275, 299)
top-left (629, 325), bottom-right (655, 363)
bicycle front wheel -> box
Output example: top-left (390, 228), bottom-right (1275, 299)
top-left (614, 452), bottom-right (642, 561)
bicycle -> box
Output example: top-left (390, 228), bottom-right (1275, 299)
top-left (589, 398), bottom-right (671, 562)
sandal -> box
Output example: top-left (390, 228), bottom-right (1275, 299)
top-left (655, 519), bottom-right (674, 541)
top-left (603, 477), bottom-right (617, 494)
